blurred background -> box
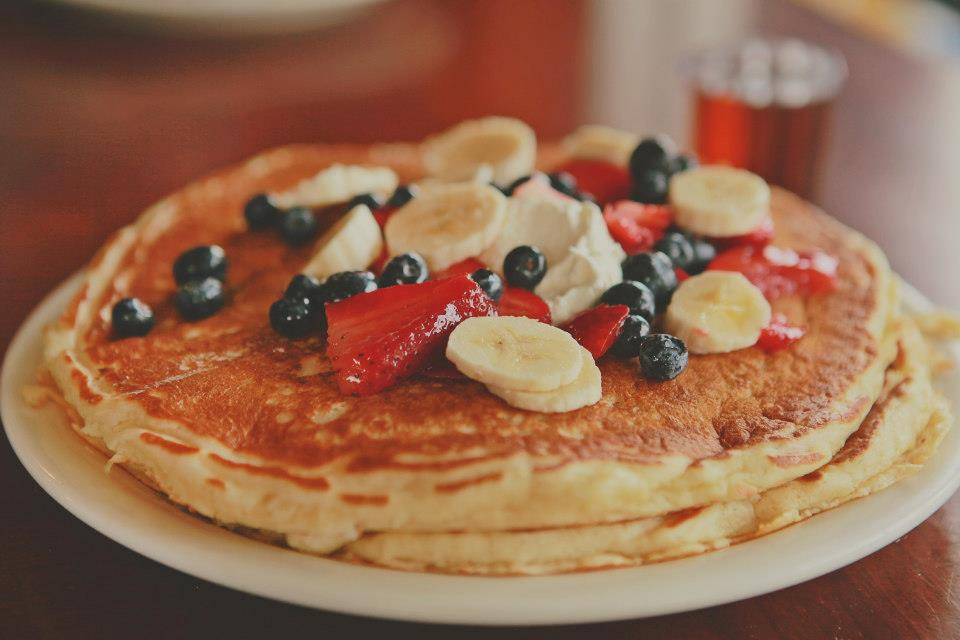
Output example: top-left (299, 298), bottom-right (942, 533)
top-left (3, 0), bottom-right (960, 351)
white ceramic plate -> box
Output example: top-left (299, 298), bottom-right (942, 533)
top-left (3, 273), bottom-right (959, 626)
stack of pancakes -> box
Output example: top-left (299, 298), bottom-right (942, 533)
top-left (42, 144), bottom-right (952, 574)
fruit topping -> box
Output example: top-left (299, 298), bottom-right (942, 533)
top-left (608, 313), bottom-right (652, 358)
top-left (446, 316), bottom-right (583, 392)
top-left (436, 257), bottom-right (486, 279)
top-left (713, 216), bottom-right (775, 250)
top-left (325, 275), bottom-right (494, 395)
top-left (637, 334), bottom-right (688, 381)
top-left (174, 277), bottom-right (226, 321)
top-left (384, 183), bottom-right (506, 272)
top-left (602, 200), bottom-right (672, 254)
top-left (244, 193), bottom-right (281, 230)
top-left (271, 164), bottom-right (398, 210)
top-left (302, 204), bottom-right (383, 280)
top-left (555, 159), bottom-right (632, 205)
top-left (269, 298), bottom-right (315, 338)
top-left (631, 169), bottom-right (670, 205)
top-left (497, 287), bottom-right (552, 324)
top-left (688, 234), bottom-right (717, 274)
top-left (387, 184), bottom-right (418, 209)
top-left (629, 136), bottom-right (677, 178)
top-left (111, 298), bottom-right (155, 338)
top-left (621, 251), bottom-right (678, 309)
top-left (669, 166), bottom-right (769, 237)
top-left (485, 346), bottom-right (602, 413)
top-left (348, 192), bottom-right (384, 211)
top-left (284, 273), bottom-right (325, 307)
top-left (503, 245), bottom-right (547, 289)
top-left (378, 253), bottom-right (429, 287)
top-left (708, 244), bottom-right (838, 299)
top-left (665, 271), bottom-right (771, 354)
top-left (173, 245), bottom-right (228, 285)
top-left (324, 270), bottom-right (377, 302)
top-left (279, 207), bottom-right (318, 246)
top-left (653, 231), bottom-right (696, 273)
top-left (600, 280), bottom-right (656, 321)
top-left (420, 116), bottom-right (536, 185)
top-left (562, 304), bottom-right (629, 359)
top-left (562, 124), bottom-right (638, 166)
top-left (757, 313), bottom-right (806, 352)
top-left (469, 268), bottom-right (504, 302)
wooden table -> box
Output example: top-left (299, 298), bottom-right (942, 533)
top-left (2, 1), bottom-right (958, 637)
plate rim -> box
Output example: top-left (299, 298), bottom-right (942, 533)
top-left (3, 272), bottom-right (960, 626)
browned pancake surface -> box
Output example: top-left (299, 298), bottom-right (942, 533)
top-left (70, 145), bottom-right (881, 471)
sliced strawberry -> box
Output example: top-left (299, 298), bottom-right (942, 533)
top-left (757, 312), bottom-right (806, 352)
top-left (497, 287), bottom-right (551, 324)
top-left (555, 159), bottom-right (632, 206)
top-left (675, 267), bottom-right (690, 282)
top-left (712, 217), bottom-right (775, 250)
top-left (325, 275), bottom-right (494, 395)
top-left (602, 201), bottom-right (673, 255)
top-left (370, 245), bottom-right (390, 274)
top-left (561, 304), bottom-right (629, 359)
top-left (513, 175), bottom-right (576, 202)
top-left (373, 205), bottom-right (396, 229)
top-left (435, 257), bottom-right (485, 279)
top-left (708, 244), bottom-right (838, 300)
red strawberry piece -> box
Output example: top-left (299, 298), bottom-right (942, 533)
top-left (708, 245), bottom-right (838, 299)
top-left (555, 159), bottom-right (632, 206)
top-left (675, 267), bottom-right (690, 282)
top-left (325, 275), bottom-right (494, 395)
top-left (712, 217), bottom-right (775, 250)
top-left (370, 245), bottom-right (390, 274)
top-left (602, 200), bottom-right (673, 254)
top-left (497, 287), bottom-right (552, 324)
top-left (757, 312), bottom-right (806, 352)
top-left (435, 257), bottom-right (486, 279)
top-left (373, 205), bottom-right (396, 229)
top-left (561, 304), bottom-right (629, 359)
top-left (513, 175), bottom-right (576, 202)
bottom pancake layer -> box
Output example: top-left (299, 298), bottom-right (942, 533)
top-left (338, 319), bottom-right (952, 574)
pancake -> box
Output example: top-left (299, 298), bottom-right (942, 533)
top-left (43, 141), bottom-right (920, 562)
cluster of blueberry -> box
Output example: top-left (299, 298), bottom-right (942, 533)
top-left (629, 137), bottom-right (697, 204)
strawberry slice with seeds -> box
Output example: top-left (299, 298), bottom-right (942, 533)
top-left (497, 287), bottom-right (551, 324)
top-left (555, 159), bottom-right (631, 205)
top-left (603, 200), bottom-right (673, 255)
top-left (757, 312), bottom-right (806, 352)
top-left (325, 275), bottom-right (494, 395)
top-left (708, 244), bottom-right (838, 299)
top-left (435, 257), bottom-right (486, 279)
top-left (561, 304), bottom-right (629, 359)
top-left (712, 217), bottom-right (774, 250)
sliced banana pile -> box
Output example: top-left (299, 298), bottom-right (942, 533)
top-left (272, 164), bottom-right (398, 209)
top-left (420, 116), bottom-right (536, 186)
top-left (669, 166), bottom-right (770, 237)
top-left (665, 271), bottom-right (771, 354)
top-left (302, 204), bottom-right (383, 280)
top-left (384, 183), bottom-right (507, 272)
top-left (446, 316), bottom-right (602, 413)
top-left (562, 124), bottom-right (638, 166)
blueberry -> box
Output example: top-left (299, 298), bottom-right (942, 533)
top-left (631, 169), bottom-right (669, 204)
top-left (600, 281), bottom-right (656, 320)
top-left (387, 184), bottom-right (418, 208)
top-left (637, 334), bottom-right (688, 381)
top-left (269, 298), bottom-right (314, 338)
top-left (279, 207), bottom-right (318, 246)
top-left (111, 297), bottom-right (155, 338)
top-left (244, 193), bottom-right (281, 230)
top-left (548, 171), bottom-right (578, 196)
top-left (503, 245), bottom-right (547, 290)
top-left (629, 136), bottom-right (675, 177)
top-left (174, 277), bottom-right (225, 320)
top-left (654, 231), bottom-right (696, 272)
top-left (609, 314), bottom-right (651, 358)
top-left (621, 251), bottom-right (678, 309)
top-left (173, 245), bottom-right (228, 285)
top-left (284, 274), bottom-right (325, 307)
top-left (378, 253), bottom-right (428, 288)
top-left (469, 268), bottom-right (504, 302)
top-left (688, 238), bottom-right (716, 275)
top-left (324, 270), bottom-right (377, 302)
top-left (672, 153), bottom-right (699, 173)
top-left (348, 192), bottom-right (383, 211)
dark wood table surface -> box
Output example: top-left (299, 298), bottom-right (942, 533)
top-left (2, 1), bottom-right (958, 638)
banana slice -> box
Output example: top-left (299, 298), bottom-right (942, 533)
top-left (446, 316), bottom-right (583, 392)
top-left (272, 164), bottom-right (398, 209)
top-left (665, 271), bottom-right (772, 354)
top-left (562, 124), bottom-right (638, 166)
top-left (302, 204), bottom-right (383, 280)
top-left (488, 347), bottom-right (601, 413)
top-left (384, 183), bottom-right (506, 272)
top-left (421, 117), bottom-right (536, 186)
top-left (669, 166), bottom-right (770, 237)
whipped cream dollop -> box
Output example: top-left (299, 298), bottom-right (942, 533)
top-left (481, 194), bottom-right (625, 324)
